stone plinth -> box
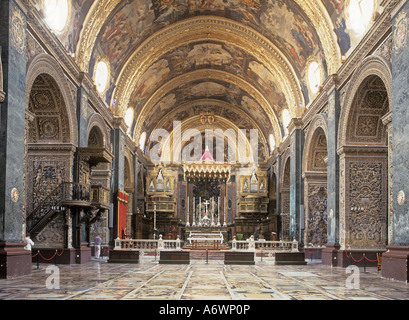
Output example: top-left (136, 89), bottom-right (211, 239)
top-left (109, 250), bottom-right (140, 264)
top-left (275, 252), bottom-right (306, 265)
top-left (224, 252), bottom-right (255, 265)
top-left (159, 251), bottom-right (189, 264)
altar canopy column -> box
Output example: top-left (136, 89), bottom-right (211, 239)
top-left (383, 1), bottom-right (409, 282)
top-left (288, 119), bottom-right (304, 242)
top-left (0, 0), bottom-right (31, 278)
top-left (322, 79), bottom-right (341, 266)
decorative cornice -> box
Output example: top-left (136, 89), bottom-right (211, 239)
top-left (112, 117), bottom-right (128, 134)
top-left (337, 145), bottom-right (388, 156)
top-left (25, 3), bottom-right (81, 86)
top-left (287, 118), bottom-right (303, 134)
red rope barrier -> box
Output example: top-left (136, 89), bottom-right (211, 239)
top-left (39, 250), bottom-right (57, 261)
top-left (57, 248), bottom-right (64, 257)
top-left (350, 253), bottom-right (364, 263)
top-left (345, 249), bottom-right (381, 263)
top-left (32, 251), bottom-right (39, 258)
top-left (364, 256), bottom-right (379, 263)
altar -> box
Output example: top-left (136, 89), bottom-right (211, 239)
top-left (183, 226), bottom-right (231, 250)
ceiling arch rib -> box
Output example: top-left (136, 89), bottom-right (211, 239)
top-left (75, 0), bottom-right (118, 72)
top-left (112, 16), bottom-right (303, 120)
top-left (132, 68), bottom-right (283, 147)
top-left (293, 0), bottom-right (341, 74)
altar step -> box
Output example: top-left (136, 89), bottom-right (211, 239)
top-left (182, 244), bottom-right (231, 251)
top-left (187, 250), bottom-right (228, 260)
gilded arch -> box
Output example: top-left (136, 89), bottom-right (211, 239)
top-left (302, 113), bottom-right (328, 173)
top-left (87, 113), bottom-right (110, 149)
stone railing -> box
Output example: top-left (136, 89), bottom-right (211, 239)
top-left (231, 237), bottom-right (299, 252)
top-left (114, 236), bottom-right (183, 251)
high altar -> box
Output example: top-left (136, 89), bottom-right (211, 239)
top-left (141, 145), bottom-right (278, 244)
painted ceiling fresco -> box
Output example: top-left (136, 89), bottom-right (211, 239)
top-left (128, 41), bottom-right (286, 135)
top-left (88, 0), bottom-right (327, 106)
top-left (32, 0), bottom-right (381, 162)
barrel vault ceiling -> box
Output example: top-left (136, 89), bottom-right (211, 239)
top-left (32, 0), bottom-right (383, 162)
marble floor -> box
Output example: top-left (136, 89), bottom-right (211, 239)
top-left (0, 256), bottom-right (408, 301)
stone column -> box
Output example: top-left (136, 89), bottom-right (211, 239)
top-left (0, 0), bottom-right (31, 278)
top-left (322, 80), bottom-right (342, 266)
top-left (288, 118), bottom-right (304, 242)
top-left (382, 1), bottom-right (409, 282)
top-left (110, 117), bottom-right (126, 241)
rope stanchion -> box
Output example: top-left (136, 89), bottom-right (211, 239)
top-left (39, 250), bottom-right (58, 261)
top-left (364, 255), bottom-right (378, 263)
top-left (344, 249), bottom-right (364, 263)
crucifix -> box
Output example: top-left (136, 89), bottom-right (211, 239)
top-left (203, 199), bottom-right (210, 216)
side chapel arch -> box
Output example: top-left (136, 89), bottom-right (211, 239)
top-left (337, 54), bottom-right (392, 250)
top-left (302, 114), bottom-right (328, 246)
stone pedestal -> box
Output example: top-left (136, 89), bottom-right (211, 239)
top-left (322, 244), bottom-right (340, 267)
top-left (382, 246), bottom-right (409, 282)
top-left (0, 242), bottom-right (32, 279)
top-left (75, 243), bottom-right (91, 264)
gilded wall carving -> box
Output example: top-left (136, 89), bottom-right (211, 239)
top-left (27, 159), bottom-right (68, 212)
top-left (35, 213), bottom-right (65, 248)
top-left (306, 185), bottom-right (328, 246)
top-left (346, 161), bottom-right (387, 249)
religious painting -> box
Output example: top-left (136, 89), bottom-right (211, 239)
top-left (247, 61), bottom-right (287, 110)
top-left (131, 59), bottom-right (171, 105)
top-left (322, 0), bottom-right (381, 56)
top-left (10, 5), bottom-right (26, 55)
top-left (321, 0), bottom-right (351, 56)
top-left (392, 9), bottom-right (408, 56)
top-left (87, 0), bottom-right (328, 109)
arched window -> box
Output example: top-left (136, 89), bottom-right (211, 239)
top-left (139, 132), bottom-right (147, 150)
top-left (125, 108), bottom-right (134, 129)
top-left (269, 134), bottom-right (276, 152)
top-left (308, 61), bottom-right (321, 95)
top-left (94, 60), bottom-right (110, 95)
top-left (282, 109), bottom-right (291, 136)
